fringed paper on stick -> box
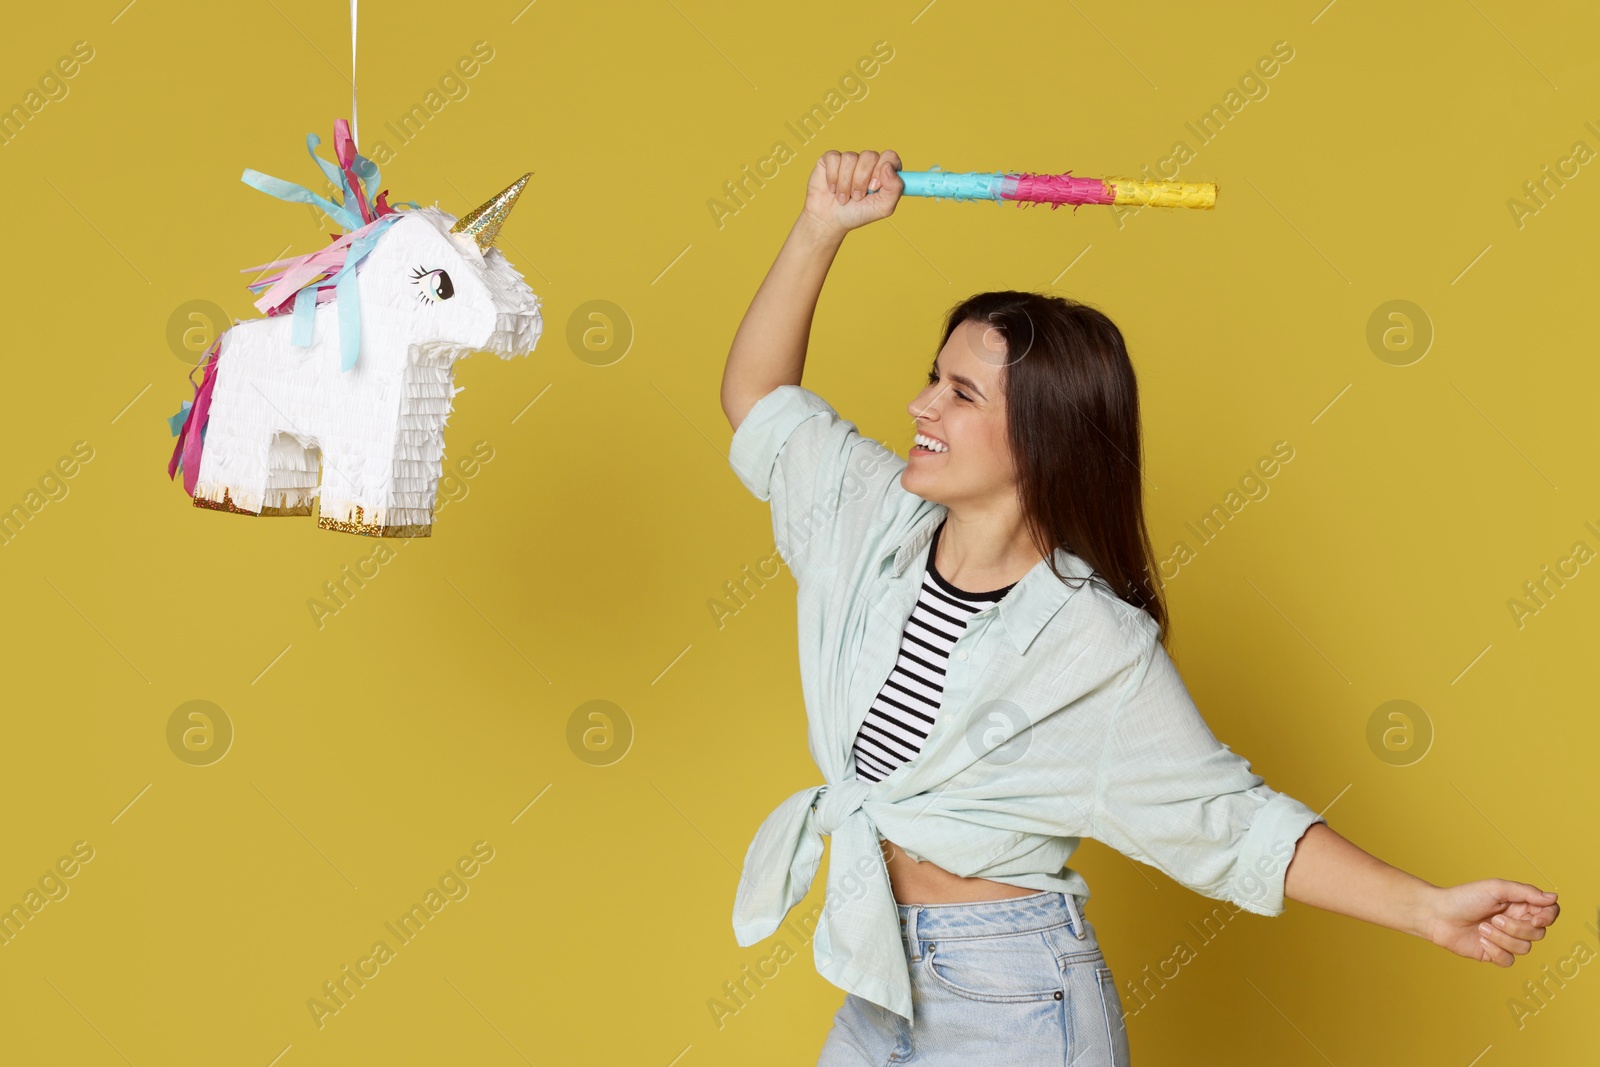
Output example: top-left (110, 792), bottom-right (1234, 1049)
top-left (166, 119), bottom-right (542, 537)
top-left (869, 167), bottom-right (1219, 210)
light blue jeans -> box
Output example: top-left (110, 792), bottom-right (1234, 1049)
top-left (816, 891), bottom-right (1131, 1066)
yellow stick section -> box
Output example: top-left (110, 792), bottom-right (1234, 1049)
top-left (1107, 177), bottom-right (1218, 209)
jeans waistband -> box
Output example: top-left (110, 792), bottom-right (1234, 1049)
top-left (897, 890), bottom-right (1091, 949)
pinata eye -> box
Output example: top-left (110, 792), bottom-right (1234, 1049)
top-left (410, 267), bottom-right (454, 303)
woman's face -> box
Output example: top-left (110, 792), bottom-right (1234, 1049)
top-left (901, 318), bottom-right (1016, 507)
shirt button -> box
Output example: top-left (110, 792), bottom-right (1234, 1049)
top-left (958, 651), bottom-right (969, 661)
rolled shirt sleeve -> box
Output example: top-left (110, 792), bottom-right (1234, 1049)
top-left (1090, 629), bottom-right (1327, 917)
top-left (728, 385), bottom-right (905, 583)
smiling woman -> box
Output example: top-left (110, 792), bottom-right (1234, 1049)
top-left (720, 147), bottom-right (1562, 1066)
top-left (898, 291), bottom-right (1166, 633)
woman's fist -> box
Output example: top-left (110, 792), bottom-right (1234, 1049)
top-left (1424, 878), bottom-right (1560, 967)
top-left (802, 149), bottom-right (904, 236)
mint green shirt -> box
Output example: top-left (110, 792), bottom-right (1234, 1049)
top-left (727, 384), bottom-right (1327, 1025)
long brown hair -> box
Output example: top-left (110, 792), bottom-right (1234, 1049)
top-left (936, 290), bottom-right (1169, 645)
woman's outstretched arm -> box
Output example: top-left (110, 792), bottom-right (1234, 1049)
top-left (1283, 821), bottom-right (1560, 967)
top-left (721, 149), bottom-right (904, 431)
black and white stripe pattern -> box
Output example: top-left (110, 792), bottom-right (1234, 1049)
top-left (851, 522), bottom-right (1015, 784)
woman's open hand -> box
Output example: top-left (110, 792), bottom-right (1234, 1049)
top-left (1424, 878), bottom-right (1559, 966)
top-left (801, 149), bottom-right (904, 238)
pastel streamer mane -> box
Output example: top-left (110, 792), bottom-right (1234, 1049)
top-left (241, 117), bottom-right (419, 371)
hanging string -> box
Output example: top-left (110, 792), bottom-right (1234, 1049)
top-left (350, 0), bottom-right (359, 148)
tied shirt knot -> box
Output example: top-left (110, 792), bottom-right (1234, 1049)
top-left (810, 779), bottom-right (874, 836)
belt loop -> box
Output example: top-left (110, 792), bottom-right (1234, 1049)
top-left (1064, 892), bottom-right (1087, 940)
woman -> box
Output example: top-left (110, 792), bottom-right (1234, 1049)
top-left (720, 148), bottom-right (1561, 1066)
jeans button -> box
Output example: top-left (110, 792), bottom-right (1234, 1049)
top-left (1053, 991), bottom-right (1063, 1000)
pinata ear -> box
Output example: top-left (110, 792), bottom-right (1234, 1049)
top-left (450, 172), bottom-right (531, 253)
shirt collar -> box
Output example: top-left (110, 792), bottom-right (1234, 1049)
top-left (880, 507), bottom-right (1101, 657)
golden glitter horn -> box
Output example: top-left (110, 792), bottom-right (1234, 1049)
top-left (450, 172), bottom-right (531, 252)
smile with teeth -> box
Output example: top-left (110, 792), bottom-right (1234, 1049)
top-left (913, 431), bottom-right (949, 454)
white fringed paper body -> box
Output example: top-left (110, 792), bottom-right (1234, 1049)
top-left (168, 119), bottom-right (541, 537)
top-left (194, 207), bottom-right (540, 534)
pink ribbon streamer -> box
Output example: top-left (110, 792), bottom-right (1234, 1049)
top-left (333, 118), bottom-right (374, 225)
top-left (243, 215), bottom-right (388, 316)
top-left (167, 340), bottom-right (222, 496)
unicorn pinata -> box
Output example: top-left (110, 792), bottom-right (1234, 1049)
top-left (166, 118), bottom-right (542, 537)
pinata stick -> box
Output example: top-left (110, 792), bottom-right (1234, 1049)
top-left (869, 169), bottom-right (1217, 209)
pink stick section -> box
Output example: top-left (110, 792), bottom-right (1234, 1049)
top-left (1004, 172), bottom-right (1116, 208)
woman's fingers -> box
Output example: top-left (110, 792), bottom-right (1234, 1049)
top-left (1477, 935), bottom-right (1514, 967)
top-left (1479, 919), bottom-right (1533, 961)
top-left (849, 150), bottom-right (880, 200)
top-left (805, 149), bottom-right (904, 231)
top-left (819, 148), bottom-right (901, 193)
top-left (873, 149), bottom-right (902, 191)
top-left (822, 149), bottom-right (891, 202)
top-left (1493, 909), bottom-right (1550, 941)
top-left (834, 151), bottom-right (859, 202)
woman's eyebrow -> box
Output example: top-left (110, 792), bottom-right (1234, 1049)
top-left (934, 359), bottom-right (987, 400)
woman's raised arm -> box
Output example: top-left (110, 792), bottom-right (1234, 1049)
top-left (720, 149), bottom-right (904, 431)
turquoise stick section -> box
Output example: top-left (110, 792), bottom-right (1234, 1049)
top-left (897, 170), bottom-right (1015, 201)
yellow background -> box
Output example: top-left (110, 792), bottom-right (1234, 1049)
top-left (1, 1), bottom-right (1594, 1063)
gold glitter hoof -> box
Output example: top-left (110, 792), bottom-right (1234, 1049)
top-left (192, 488), bottom-right (258, 515)
top-left (192, 489), bottom-right (313, 516)
top-left (315, 504), bottom-right (433, 538)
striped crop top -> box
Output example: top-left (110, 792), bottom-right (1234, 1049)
top-left (850, 519), bottom-right (1016, 784)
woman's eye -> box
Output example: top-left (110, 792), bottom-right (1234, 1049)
top-left (927, 370), bottom-right (970, 401)
top-left (412, 268), bottom-right (455, 303)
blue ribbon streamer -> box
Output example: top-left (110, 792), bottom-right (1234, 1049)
top-left (302, 133), bottom-right (383, 220)
top-left (167, 400), bottom-right (207, 473)
top-left (239, 128), bottom-right (403, 372)
top-left (326, 214), bottom-right (400, 371)
top-left (303, 132), bottom-right (351, 204)
top-left (240, 167), bottom-right (363, 231)
top-left (167, 400), bottom-right (192, 437)
top-left (291, 283), bottom-right (319, 347)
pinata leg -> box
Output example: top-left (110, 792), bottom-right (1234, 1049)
top-left (314, 475), bottom-right (433, 537)
top-left (385, 357), bottom-right (455, 534)
top-left (313, 445), bottom-right (435, 539)
top-left (190, 426), bottom-right (276, 518)
top-left (312, 356), bottom-right (453, 538)
top-left (260, 432), bottom-right (320, 516)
